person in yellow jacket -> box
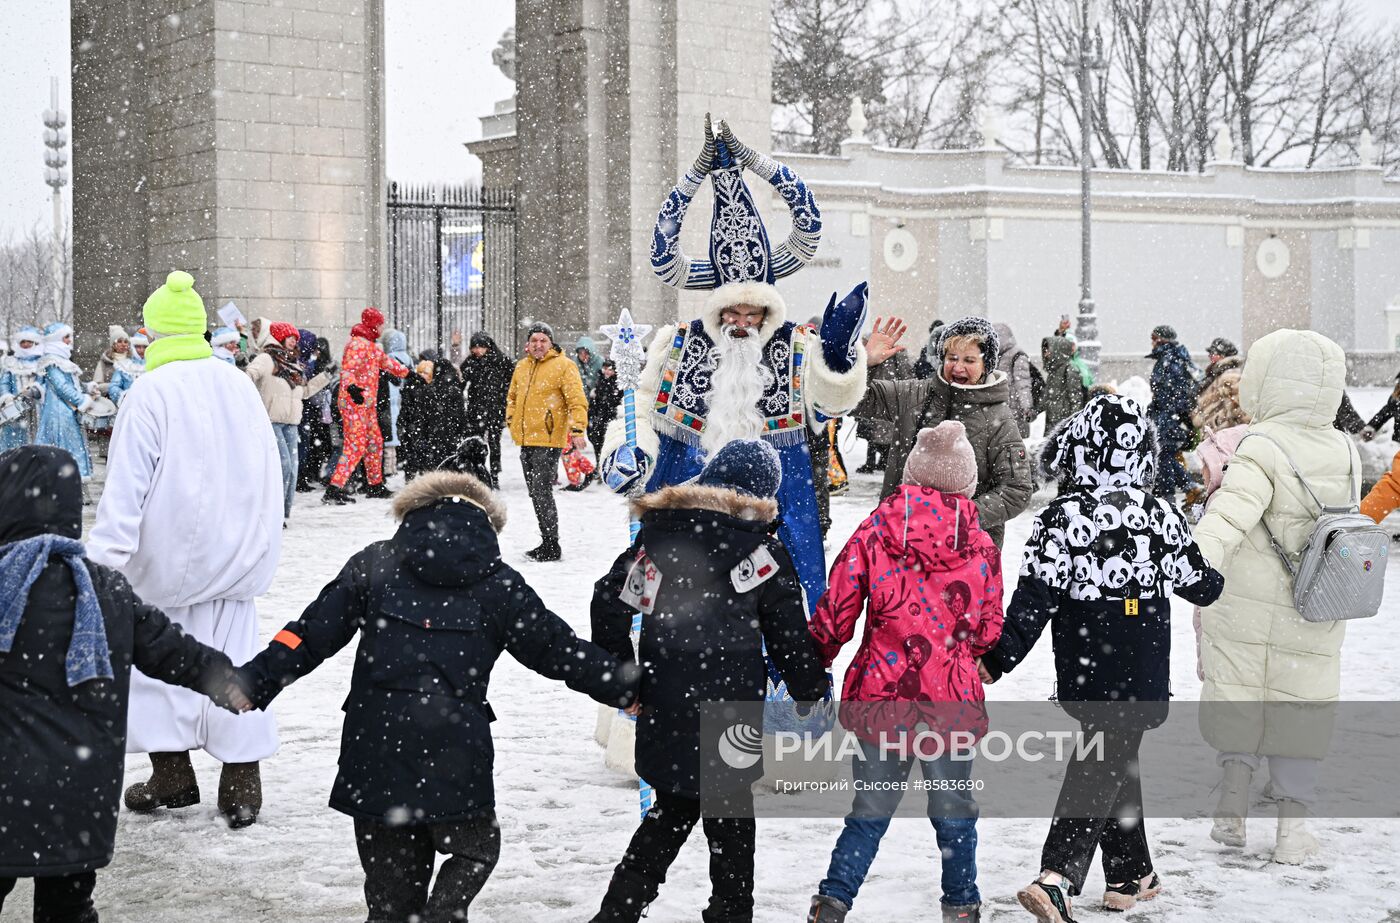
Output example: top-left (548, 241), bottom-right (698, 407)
top-left (506, 321), bottom-right (588, 561)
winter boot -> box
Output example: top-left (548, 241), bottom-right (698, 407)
top-left (943, 902), bottom-right (982, 922)
top-left (363, 482), bottom-right (394, 499)
top-left (1016, 873), bottom-right (1075, 923)
top-left (1272, 799), bottom-right (1321, 865)
top-left (1210, 759), bottom-right (1252, 847)
top-left (525, 542), bottom-right (562, 562)
top-left (322, 484), bottom-right (351, 505)
top-left (806, 894), bottom-right (849, 922)
top-left (1102, 872), bottom-right (1161, 913)
top-left (588, 868), bottom-right (659, 923)
top-left (124, 751), bottom-right (199, 813)
top-left (217, 761), bottom-right (263, 829)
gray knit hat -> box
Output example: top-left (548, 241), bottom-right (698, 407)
top-left (526, 321), bottom-right (555, 343)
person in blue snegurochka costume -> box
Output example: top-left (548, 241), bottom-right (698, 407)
top-left (0, 326), bottom-right (47, 453)
top-left (107, 330), bottom-right (149, 406)
top-left (34, 322), bottom-right (96, 479)
top-left (599, 116), bottom-right (870, 613)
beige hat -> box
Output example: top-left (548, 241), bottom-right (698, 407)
top-left (902, 421), bottom-right (978, 497)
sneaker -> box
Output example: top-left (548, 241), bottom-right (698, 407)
top-left (1016, 875), bottom-right (1074, 922)
top-left (1103, 872), bottom-right (1160, 912)
top-left (561, 482), bottom-right (588, 492)
top-left (807, 894), bottom-right (849, 922)
top-left (321, 484), bottom-right (351, 505)
top-left (525, 543), bottom-right (562, 562)
top-left (363, 483), bottom-right (394, 499)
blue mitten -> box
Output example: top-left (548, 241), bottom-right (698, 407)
top-left (820, 281), bottom-right (870, 373)
top-left (601, 442), bottom-right (652, 494)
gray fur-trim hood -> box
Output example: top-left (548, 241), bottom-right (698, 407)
top-left (631, 483), bottom-right (779, 524)
top-left (392, 470), bottom-right (507, 533)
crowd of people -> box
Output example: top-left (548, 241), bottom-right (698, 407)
top-left (3, 122), bottom-right (1399, 923)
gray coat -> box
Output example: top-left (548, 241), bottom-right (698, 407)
top-left (993, 323), bottom-right (1035, 438)
top-left (852, 370), bottom-right (1033, 547)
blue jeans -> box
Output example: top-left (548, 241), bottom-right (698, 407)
top-left (819, 746), bottom-right (980, 908)
top-left (272, 422), bottom-right (298, 519)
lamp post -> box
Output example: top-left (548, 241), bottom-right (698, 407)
top-left (43, 76), bottom-right (69, 318)
top-left (1073, 0), bottom-right (1104, 373)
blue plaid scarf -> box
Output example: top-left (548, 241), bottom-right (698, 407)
top-left (0, 534), bottom-right (112, 686)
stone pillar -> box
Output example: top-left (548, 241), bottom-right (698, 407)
top-left (71, 0), bottom-right (385, 356)
top-left (514, 0), bottom-right (774, 344)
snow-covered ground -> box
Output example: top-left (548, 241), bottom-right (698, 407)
top-left (6, 418), bottom-right (1400, 922)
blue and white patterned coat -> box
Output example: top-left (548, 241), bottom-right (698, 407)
top-left (0, 355), bottom-right (44, 453)
top-left (35, 358), bottom-right (93, 478)
top-left (107, 355), bottom-right (146, 406)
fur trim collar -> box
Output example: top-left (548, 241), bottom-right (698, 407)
top-left (631, 483), bottom-right (778, 523)
top-left (700, 282), bottom-right (788, 346)
top-left (393, 471), bottom-right (506, 532)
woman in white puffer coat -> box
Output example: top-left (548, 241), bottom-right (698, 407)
top-left (1193, 328), bottom-right (1359, 866)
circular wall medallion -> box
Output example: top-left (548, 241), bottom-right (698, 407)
top-left (1255, 237), bottom-right (1291, 279)
top-left (883, 228), bottom-right (919, 272)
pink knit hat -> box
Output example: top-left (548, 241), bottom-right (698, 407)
top-left (902, 421), bottom-right (978, 497)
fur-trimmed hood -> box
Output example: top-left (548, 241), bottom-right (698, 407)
top-left (631, 482), bottom-right (778, 523)
top-left (393, 470), bottom-right (506, 533)
top-left (699, 281), bottom-right (788, 345)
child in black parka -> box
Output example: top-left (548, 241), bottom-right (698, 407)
top-left (233, 468), bottom-right (639, 923)
top-left (588, 439), bottom-right (829, 923)
top-left (0, 446), bottom-right (247, 923)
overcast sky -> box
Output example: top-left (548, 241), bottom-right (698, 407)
top-left (1, 0), bottom-right (1397, 236)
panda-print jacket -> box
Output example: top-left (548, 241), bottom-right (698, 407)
top-left (982, 393), bottom-right (1224, 725)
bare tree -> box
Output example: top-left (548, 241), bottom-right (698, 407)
top-left (0, 224), bottom-right (72, 349)
top-left (772, 0), bottom-right (891, 154)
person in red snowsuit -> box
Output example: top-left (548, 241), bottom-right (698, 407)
top-left (324, 308), bottom-right (408, 504)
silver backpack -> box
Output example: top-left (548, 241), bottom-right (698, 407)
top-left (1247, 433), bottom-right (1389, 622)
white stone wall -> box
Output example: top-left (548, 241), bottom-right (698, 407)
top-left (769, 143), bottom-right (1400, 380)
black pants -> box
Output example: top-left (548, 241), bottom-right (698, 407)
top-left (484, 426), bottom-right (503, 476)
top-left (519, 446), bottom-right (561, 547)
top-left (0, 872), bottom-right (98, 923)
top-left (617, 790), bottom-right (756, 922)
top-left (1040, 730), bottom-right (1152, 895)
top-left (300, 417), bottom-right (334, 485)
top-left (354, 814), bottom-right (501, 923)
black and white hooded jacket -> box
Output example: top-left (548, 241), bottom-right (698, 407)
top-left (982, 394), bottom-right (1224, 722)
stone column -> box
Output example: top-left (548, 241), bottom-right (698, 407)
top-left (515, 0), bottom-right (774, 342)
top-left (71, 0), bottom-right (385, 356)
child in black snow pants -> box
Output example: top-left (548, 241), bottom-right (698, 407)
top-left (232, 469), bottom-right (640, 923)
top-left (979, 394), bottom-right (1224, 922)
top-left (0, 446), bottom-right (249, 923)
top-left (588, 439), bottom-right (829, 923)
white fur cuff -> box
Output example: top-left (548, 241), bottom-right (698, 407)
top-left (805, 337), bottom-right (868, 417)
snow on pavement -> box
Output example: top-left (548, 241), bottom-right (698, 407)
top-left (6, 435), bottom-right (1399, 922)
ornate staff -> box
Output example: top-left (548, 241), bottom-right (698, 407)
top-left (598, 307), bottom-right (655, 817)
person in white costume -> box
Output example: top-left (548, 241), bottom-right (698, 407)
top-left (88, 270), bottom-right (283, 829)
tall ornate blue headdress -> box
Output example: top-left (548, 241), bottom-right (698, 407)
top-left (651, 116), bottom-right (822, 291)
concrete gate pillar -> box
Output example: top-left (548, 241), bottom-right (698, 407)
top-left (70, 0), bottom-right (386, 355)
top-left (512, 0), bottom-right (775, 344)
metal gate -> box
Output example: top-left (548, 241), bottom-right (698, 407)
top-left (386, 182), bottom-right (516, 355)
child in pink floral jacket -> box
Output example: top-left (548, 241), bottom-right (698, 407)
top-left (807, 421), bottom-right (1004, 923)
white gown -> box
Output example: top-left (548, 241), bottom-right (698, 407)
top-left (89, 356), bottom-right (283, 762)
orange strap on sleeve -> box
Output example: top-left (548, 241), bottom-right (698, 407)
top-left (272, 629), bottom-right (303, 650)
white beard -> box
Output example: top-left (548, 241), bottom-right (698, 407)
top-left (701, 327), bottom-right (773, 456)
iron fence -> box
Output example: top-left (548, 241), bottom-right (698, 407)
top-left (386, 182), bottom-right (516, 356)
